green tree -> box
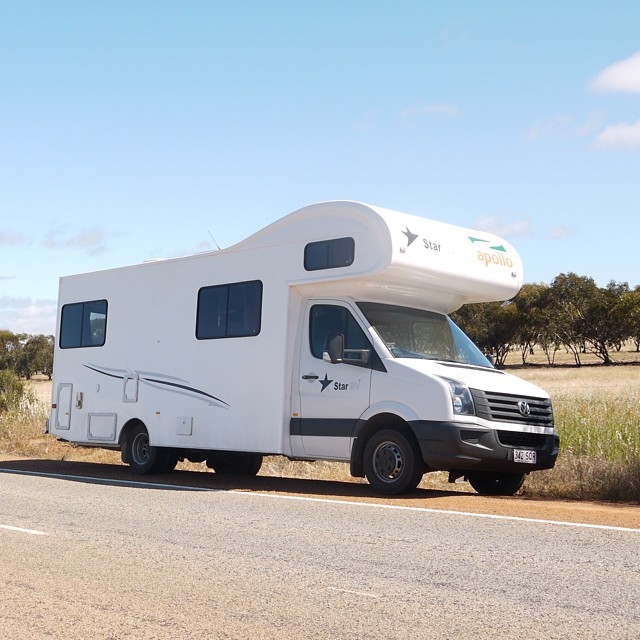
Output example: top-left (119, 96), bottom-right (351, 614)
top-left (0, 330), bottom-right (21, 371)
top-left (512, 283), bottom-right (552, 365)
top-left (0, 330), bottom-right (55, 379)
top-left (16, 334), bottom-right (54, 380)
top-left (547, 273), bottom-right (598, 365)
top-left (619, 287), bottom-right (640, 352)
top-left (545, 274), bottom-right (629, 365)
top-left (452, 300), bottom-right (519, 367)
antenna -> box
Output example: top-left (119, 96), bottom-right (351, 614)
top-left (208, 231), bottom-right (221, 251)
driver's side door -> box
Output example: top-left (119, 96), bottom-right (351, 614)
top-left (292, 301), bottom-right (374, 459)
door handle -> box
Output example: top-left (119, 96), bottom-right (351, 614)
top-left (302, 374), bottom-right (319, 380)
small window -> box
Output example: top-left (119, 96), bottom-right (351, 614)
top-left (197, 280), bottom-right (263, 340)
top-left (60, 300), bottom-right (108, 349)
top-left (304, 237), bottom-right (355, 271)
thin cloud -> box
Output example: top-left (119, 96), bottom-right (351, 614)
top-left (475, 214), bottom-right (531, 238)
top-left (524, 113), bottom-right (603, 142)
top-left (399, 101), bottom-right (462, 121)
top-left (43, 226), bottom-right (108, 256)
top-left (575, 111), bottom-right (606, 137)
top-left (0, 229), bottom-right (26, 246)
top-left (546, 226), bottom-right (574, 240)
top-left (0, 296), bottom-right (57, 335)
top-left (591, 51), bottom-right (640, 94)
top-left (353, 110), bottom-right (378, 132)
top-left (590, 53), bottom-right (640, 151)
top-left (523, 115), bottom-right (572, 141)
top-left (592, 120), bottom-right (640, 151)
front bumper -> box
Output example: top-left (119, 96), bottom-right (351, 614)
top-left (409, 420), bottom-right (560, 474)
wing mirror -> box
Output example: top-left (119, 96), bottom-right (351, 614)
top-left (323, 332), bottom-right (371, 365)
top-left (323, 332), bottom-right (344, 364)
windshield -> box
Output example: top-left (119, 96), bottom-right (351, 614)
top-left (357, 302), bottom-right (493, 369)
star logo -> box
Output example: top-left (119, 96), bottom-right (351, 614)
top-left (319, 374), bottom-right (333, 392)
top-left (402, 227), bottom-right (419, 247)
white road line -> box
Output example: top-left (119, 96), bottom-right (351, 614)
top-left (2, 467), bottom-right (639, 534)
top-left (0, 524), bottom-right (49, 536)
top-left (0, 467), bottom-right (211, 491)
top-left (227, 490), bottom-right (640, 534)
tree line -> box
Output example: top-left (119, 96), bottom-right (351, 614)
top-left (452, 272), bottom-right (640, 367)
top-left (0, 330), bottom-right (54, 380)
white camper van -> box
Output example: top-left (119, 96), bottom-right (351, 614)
top-left (48, 201), bottom-right (559, 495)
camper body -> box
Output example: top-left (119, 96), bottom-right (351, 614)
top-left (48, 201), bottom-right (559, 495)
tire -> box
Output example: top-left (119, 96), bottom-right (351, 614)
top-left (363, 428), bottom-right (424, 495)
top-left (124, 423), bottom-right (160, 475)
top-left (467, 472), bottom-right (526, 496)
top-left (206, 452), bottom-right (263, 476)
top-left (155, 448), bottom-right (179, 474)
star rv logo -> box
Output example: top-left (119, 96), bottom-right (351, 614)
top-left (401, 227), bottom-right (442, 253)
top-left (402, 227), bottom-right (419, 246)
top-left (469, 236), bottom-right (514, 270)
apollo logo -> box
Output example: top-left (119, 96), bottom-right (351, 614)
top-left (469, 237), bottom-right (514, 268)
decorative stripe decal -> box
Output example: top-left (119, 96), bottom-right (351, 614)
top-left (84, 364), bottom-right (229, 407)
top-left (143, 377), bottom-right (229, 406)
top-left (84, 365), bottom-right (123, 380)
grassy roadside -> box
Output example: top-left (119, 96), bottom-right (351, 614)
top-left (513, 364), bottom-right (640, 503)
top-left (3, 367), bottom-right (640, 503)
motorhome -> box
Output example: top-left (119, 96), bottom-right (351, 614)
top-left (48, 201), bottom-right (559, 495)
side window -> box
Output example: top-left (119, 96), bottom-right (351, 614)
top-left (60, 300), bottom-right (108, 349)
top-left (309, 305), bottom-right (372, 361)
top-left (196, 280), bottom-right (263, 339)
top-left (304, 237), bottom-right (355, 271)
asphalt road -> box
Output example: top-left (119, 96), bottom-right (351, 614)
top-left (1, 467), bottom-right (639, 640)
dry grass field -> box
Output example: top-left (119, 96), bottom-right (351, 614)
top-left (3, 349), bottom-right (640, 503)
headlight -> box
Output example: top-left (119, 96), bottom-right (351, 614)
top-left (439, 377), bottom-right (475, 416)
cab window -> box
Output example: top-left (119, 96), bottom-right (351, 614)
top-left (309, 304), bottom-right (383, 370)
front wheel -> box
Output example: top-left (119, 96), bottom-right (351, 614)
top-left (467, 472), bottom-right (526, 496)
top-left (363, 429), bottom-right (424, 495)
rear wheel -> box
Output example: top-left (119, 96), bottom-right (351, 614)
top-left (467, 472), bottom-right (526, 496)
top-left (125, 423), bottom-right (159, 475)
top-left (206, 452), bottom-right (263, 476)
top-left (363, 429), bottom-right (424, 495)
top-left (155, 448), bottom-right (179, 474)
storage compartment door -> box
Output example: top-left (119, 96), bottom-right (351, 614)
top-left (55, 383), bottom-right (73, 430)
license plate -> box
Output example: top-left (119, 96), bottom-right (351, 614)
top-left (514, 449), bottom-right (537, 464)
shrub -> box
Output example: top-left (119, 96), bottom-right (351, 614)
top-left (0, 369), bottom-right (27, 413)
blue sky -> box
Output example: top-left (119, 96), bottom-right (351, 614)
top-left (1, 1), bottom-right (639, 335)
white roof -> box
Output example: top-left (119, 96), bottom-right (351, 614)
top-left (234, 200), bottom-right (523, 313)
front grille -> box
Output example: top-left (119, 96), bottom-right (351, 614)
top-left (471, 389), bottom-right (554, 428)
top-left (497, 430), bottom-right (550, 449)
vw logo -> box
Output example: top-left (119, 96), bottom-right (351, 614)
top-left (517, 401), bottom-right (531, 417)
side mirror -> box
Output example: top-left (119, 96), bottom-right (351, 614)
top-left (323, 332), bottom-right (344, 364)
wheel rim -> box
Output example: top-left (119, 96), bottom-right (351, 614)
top-left (372, 440), bottom-right (404, 483)
top-left (131, 432), bottom-right (151, 466)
